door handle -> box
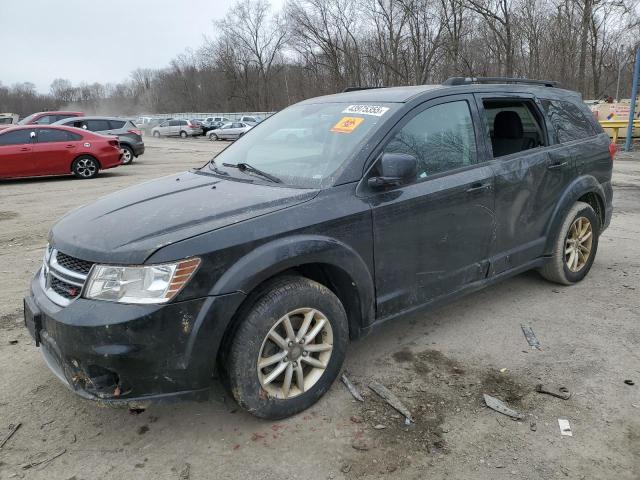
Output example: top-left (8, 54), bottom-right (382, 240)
top-left (20, 147), bottom-right (29, 151)
top-left (547, 161), bottom-right (567, 170)
top-left (65, 144), bottom-right (75, 149)
top-left (466, 182), bottom-right (490, 193)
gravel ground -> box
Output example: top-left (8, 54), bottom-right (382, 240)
top-left (0, 137), bottom-right (638, 479)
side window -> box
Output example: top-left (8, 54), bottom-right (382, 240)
top-left (66, 131), bottom-right (82, 141)
top-left (85, 120), bottom-right (111, 131)
top-left (482, 99), bottom-right (547, 158)
top-left (179, 120), bottom-right (188, 126)
top-left (109, 120), bottom-right (126, 129)
top-left (232, 122), bottom-right (243, 128)
top-left (34, 115), bottom-right (55, 125)
top-left (36, 128), bottom-right (72, 143)
top-left (169, 120), bottom-right (179, 126)
top-left (541, 99), bottom-right (595, 143)
top-left (0, 130), bottom-right (33, 145)
top-left (383, 100), bottom-right (477, 179)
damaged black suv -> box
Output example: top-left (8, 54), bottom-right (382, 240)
top-left (24, 77), bottom-right (614, 419)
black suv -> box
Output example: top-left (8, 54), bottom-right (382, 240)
top-left (24, 78), bottom-right (613, 419)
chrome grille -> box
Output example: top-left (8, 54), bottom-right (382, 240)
top-left (41, 247), bottom-right (93, 306)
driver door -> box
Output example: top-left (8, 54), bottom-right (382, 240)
top-left (363, 95), bottom-right (496, 319)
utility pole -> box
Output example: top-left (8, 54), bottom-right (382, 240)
top-left (624, 46), bottom-right (640, 152)
top-left (615, 44), bottom-right (625, 102)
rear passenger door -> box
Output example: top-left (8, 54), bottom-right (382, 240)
top-left (32, 128), bottom-right (82, 175)
top-left (475, 93), bottom-right (572, 274)
top-left (364, 95), bottom-right (496, 318)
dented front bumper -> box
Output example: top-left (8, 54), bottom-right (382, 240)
top-left (25, 271), bottom-right (245, 406)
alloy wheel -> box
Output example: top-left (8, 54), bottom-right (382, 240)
top-left (75, 158), bottom-right (97, 178)
top-left (565, 216), bottom-right (593, 272)
top-left (257, 308), bottom-right (333, 399)
top-left (122, 148), bottom-right (132, 163)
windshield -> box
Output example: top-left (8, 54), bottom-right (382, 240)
top-left (17, 113), bottom-right (37, 125)
top-left (210, 102), bottom-right (396, 188)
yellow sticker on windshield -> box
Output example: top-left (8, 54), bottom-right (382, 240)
top-left (331, 116), bottom-right (364, 134)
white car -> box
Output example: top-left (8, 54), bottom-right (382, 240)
top-left (208, 122), bottom-right (253, 141)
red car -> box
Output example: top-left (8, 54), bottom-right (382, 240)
top-left (0, 125), bottom-right (122, 180)
top-left (0, 111), bottom-right (84, 132)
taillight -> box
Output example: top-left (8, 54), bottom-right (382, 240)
top-left (127, 129), bottom-right (142, 136)
top-left (186, 121), bottom-right (193, 127)
top-left (609, 142), bottom-right (617, 160)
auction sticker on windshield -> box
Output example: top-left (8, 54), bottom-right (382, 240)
top-left (342, 105), bottom-right (390, 117)
top-left (331, 117), bottom-right (365, 134)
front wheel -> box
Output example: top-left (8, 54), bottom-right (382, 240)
top-left (209, 133), bottom-right (218, 141)
top-left (222, 276), bottom-right (348, 419)
top-left (153, 131), bottom-right (160, 138)
top-left (180, 131), bottom-right (188, 139)
top-left (539, 201), bottom-right (599, 285)
top-left (72, 156), bottom-right (99, 179)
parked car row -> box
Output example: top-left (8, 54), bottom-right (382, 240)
top-left (138, 115), bottom-right (263, 138)
top-left (0, 110), bottom-right (148, 180)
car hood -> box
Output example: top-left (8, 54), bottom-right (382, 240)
top-left (51, 170), bottom-right (318, 264)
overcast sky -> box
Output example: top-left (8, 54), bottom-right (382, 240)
top-left (0, 0), bottom-right (286, 93)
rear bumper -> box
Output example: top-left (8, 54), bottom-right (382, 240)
top-left (132, 143), bottom-right (145, 156)
top-left (25, 271), bottom-right (246, 406)
top-left (602, 180), bottom-right (613, 231)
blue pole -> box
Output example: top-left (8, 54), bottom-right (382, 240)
top-left (624, 47), bottom-right (640, 152)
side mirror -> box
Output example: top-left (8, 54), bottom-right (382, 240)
top-left (30, 131), bottom-right (36, 139)
top-left (368, 152), bottom-right (417, 188)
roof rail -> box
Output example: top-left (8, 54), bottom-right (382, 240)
top-left (342, 86), bottom-right (384, 93)
top-left (442, 77), bottom-right (558, 88)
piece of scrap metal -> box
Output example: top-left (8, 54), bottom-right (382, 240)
top-left (521, 324), bottom-right (541, 350)
top-left (536, 383), bottom-right (571, 400)
top-left (483, 394), bottom-right (524, 420)
top-left (341, 374), bottom-right (364, 402)
top-left (369, 381), bottom-right (414, 424)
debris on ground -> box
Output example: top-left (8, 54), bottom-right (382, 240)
top-left (536, 383), bottom-right (571, 400)
top-left (483, 394), bottom-right (524, 420)
top-left (558, 418), bottom-right (573, 436)
top-left (351, 438), bottom-right (370, 451)
top-left (521, 325), bottom-right (541, 350)
top-left (21, 448), bottom-right (66, 470)
top-left (128, 407), bottom-right (146, 415)
top-left (624, 379), bottom-right (635, 386)
top-left (340, 463), bottom-right (352, 473)
top-left (0, 422), bottom-right (21, 449)
top-left (341, 374), bottom-right (364, 402)
top-left (349, 415), bottom-right (363, 424)
top-left (8, 340), bottom-right (18, 345)
top-left (530, 420), bottom-right (537, 431)
top-left (179, 462), bottom-right (191, 480)
top-left (368, 381), bottom-right (414, 424)
top-left (373, 424), bottom-right (386, 430)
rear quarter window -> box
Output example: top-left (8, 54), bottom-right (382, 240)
top-left (541, 99), bottom-right (596, 143)
top-left (109, 120), bottom-right (126, 129)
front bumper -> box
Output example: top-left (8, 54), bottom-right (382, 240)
top-left (25, 271), bottom-right (245, 405)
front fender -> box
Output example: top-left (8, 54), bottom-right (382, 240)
top-left (544, 175), bottom-right (606, 254)
top-left (210, 234), bottom-right (375, 323)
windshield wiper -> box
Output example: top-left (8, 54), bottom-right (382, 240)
top-left (207, 159), bottom-right (228, 175)
top-left (222, 162), bottom-right (282, 183)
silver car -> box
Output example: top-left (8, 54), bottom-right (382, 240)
top-left (151, 119), bottom-right (203, 138)
top-left (208, 122), bottom-right (253, 141)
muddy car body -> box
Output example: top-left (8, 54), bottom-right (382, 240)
top-left (25, 79), bottom-right (613, 418)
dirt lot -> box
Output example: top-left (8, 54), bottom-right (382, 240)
top-left (0, 137), bottom-right (638, 479)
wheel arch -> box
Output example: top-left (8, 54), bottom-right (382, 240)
top-left (544, 175), bottom-right (606, 254)
top-left (211, 235), bottom-right (375, 342)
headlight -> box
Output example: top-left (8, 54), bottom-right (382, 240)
top-left (84, 258), bottom-right (200, 304)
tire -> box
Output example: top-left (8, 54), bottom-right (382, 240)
top-left (121, 145), bottom-right (134, 165)
top-left (222, 276), bottom-right (348, 419)
top-left (153, 131), bottom-right (160, 138)
top-left (180, 131), bottom-right (188, 139)
top-left (209, 133), bottom-right (218, 141)
top-left (539, 201), bottom-right (600, 285)
top-left (72, 155), bottom-right (99, 179)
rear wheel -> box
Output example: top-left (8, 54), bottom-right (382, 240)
top-left (539, 201), bottom-right (599, 285)
top-left (153, 131), bottom-right (160, 138)
top-left (121, 145), bottom-right (134, 165)
top-left (180, 131), bottom-right (188, 139)
top-left (222, 276), bottom-right (348, 419)
top-left (72, 156), bottom-right (99, 179)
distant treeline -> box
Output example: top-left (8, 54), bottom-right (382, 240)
top-left (1, 0), bottom-right (639, 117)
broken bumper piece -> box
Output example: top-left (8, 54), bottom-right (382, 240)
top-left (25, 271), bottom-right (244, 406)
